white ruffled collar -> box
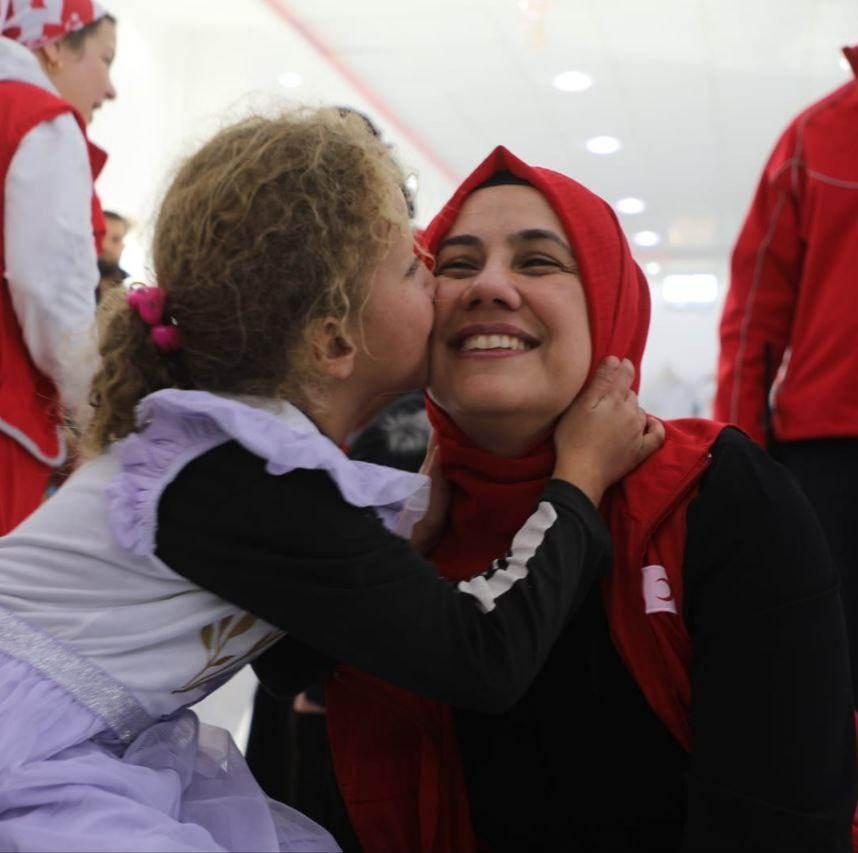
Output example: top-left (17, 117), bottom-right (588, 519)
top-left (106, 390), bottom-right (429, 556)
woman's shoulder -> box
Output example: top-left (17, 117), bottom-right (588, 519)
top-left (692, 425), bottom-right (811, 534)
top-left (699, 426), bottom-right (804, 509)
top-left (706, 425), bottom-right (773, 477)
top-left (685, 427), bottom-right (837, 610)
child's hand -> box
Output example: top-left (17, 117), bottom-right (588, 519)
top-left (407, 432), bottom-right (451, 554)
top-left (552, 356), bottom-right (665, 506)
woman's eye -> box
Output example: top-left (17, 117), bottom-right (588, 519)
top-left (436, 259), bottom-right (479, 276)
top-left (520, 256), bottom-right (560, 269)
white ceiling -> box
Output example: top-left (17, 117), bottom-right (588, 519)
top-left (91, 0), bottom-right (857, 405)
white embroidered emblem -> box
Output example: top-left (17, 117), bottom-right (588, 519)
top-left (642, 564), bottom-right (678, 615)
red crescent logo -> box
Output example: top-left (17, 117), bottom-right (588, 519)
top-left (655, 577), bottom-right (673, 602)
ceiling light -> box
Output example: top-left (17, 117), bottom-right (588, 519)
top-left (645, 261), bottom-right (661, 276)
top-left (278, 72), bottom-right (303, 89)
top-left (662, 274), bottom-right (718, 305)
top-left (585, 135), bottom-right (622, 155)
top-left (518, 0), bottom-right (550, 19)
top-left (632, 230), bottom-right (661, 247)
top-left (552, 70), bottom-right (593, 92)
top-left (616, 197), bottom-right (645, 215)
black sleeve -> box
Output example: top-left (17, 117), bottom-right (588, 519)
top-left (251, 634), bottom-right (334, 700)
top-left (681, 428), bottom-right (857, 852)
top-left (156, 441), bottom-right (612, 713)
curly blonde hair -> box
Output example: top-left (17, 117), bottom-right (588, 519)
top-left (85, 108), bottom-right (408, 453)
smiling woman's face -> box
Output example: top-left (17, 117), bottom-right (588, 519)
top-left (429, 183), bottom-right (592, 444)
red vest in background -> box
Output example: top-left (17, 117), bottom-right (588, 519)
top-left (0, 80), bottom-right (105, 465)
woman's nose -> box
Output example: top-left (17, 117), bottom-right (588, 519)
top-left (460, 267), bottom-right (522, 310)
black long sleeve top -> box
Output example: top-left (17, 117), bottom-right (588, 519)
top-left (154, 440), bottom-right (611, 715)
top-left (454, 428), bottom-right (857, 852)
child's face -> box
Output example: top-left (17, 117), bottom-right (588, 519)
top-left (356, 218), bottom-right (436, 398)
top-left (48, 19), bottom-right (117, 124)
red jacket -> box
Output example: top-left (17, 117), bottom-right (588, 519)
top-left (0, 80), bottom-right (105, 464)
top-left (714, 46), bottom-right (858, 445)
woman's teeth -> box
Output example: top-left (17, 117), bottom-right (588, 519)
top-left (461, 334), bottom-right (530, 352)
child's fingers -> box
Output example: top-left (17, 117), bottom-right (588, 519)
top-left (639, 416), bottom-right (665, 458)
top-left (592, 356), bottom-right (622, 388)
top-left (609, 358), bottom-right (636, 400)
top-left (582, 356), bottom-right (621, 408)
top-left (636, 400), bottom-right (648, 431)
top-left (418, 432), bottom-right (439, 476)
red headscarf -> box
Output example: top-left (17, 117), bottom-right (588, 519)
top-left (422, 145), bottom-right (650, 581)
top-left (2, 0), bottom-right (108, 49)
top-left (327, 147), bottom-right (726, 853)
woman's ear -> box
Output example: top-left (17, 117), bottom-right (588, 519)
top-left (37, 42), bottom-right (63, 73)
top-left (308, 317), bottom-right (357, 380)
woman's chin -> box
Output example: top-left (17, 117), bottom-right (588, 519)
top-left (441, 391), bottom-right (546, 421)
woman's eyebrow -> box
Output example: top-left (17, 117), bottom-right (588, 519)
top-left (508, 229), bottom-right (573, 255)
top-left (436, 234), bottom-right (482, 253)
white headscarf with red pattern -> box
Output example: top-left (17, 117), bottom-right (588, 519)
top-left (1, 0), bottom-right (108, 50)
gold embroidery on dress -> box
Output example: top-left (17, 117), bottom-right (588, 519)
top-left (173, 613), bottom-right (282, 694)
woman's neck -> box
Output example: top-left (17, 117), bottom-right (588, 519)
top-left (451, 411), bottom-right (554, 458)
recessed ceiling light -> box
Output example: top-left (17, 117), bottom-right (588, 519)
top-left (840, 55), bottom-right (851, 72)
top-left (278, 72), bottom-right (303, 89)
top-left (616, 197), bottom-right (646, 215)
top-left (586, 135), bottom-right (622, 155)
top-left (662, 274), bottom-right (719, 305)
top-left (518, 0), bottom-right (550, 19)
top-left (552, 70), bottom-right (593, 92)
top-left (633, 230), bottom-right (661, 247)
top-left (645, 261), bottom-right (661, 276)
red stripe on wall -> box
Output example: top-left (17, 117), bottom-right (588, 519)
top-left (260, 0), bottom-right (459, 185)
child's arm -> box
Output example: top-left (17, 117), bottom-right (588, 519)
top-left (158, 461), bottom-right (605, 713)
top-left (156, 360), bottom-right (660, 713)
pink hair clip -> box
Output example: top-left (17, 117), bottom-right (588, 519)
top-left (127, 285), bottom-right (182, 353)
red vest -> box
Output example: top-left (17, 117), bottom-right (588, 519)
top-left (326, 420), bottom-right (720, 853)
top-left (328, 418), bottom-right (858, 852)
top-left (0, 80), bottom-right (105, 464)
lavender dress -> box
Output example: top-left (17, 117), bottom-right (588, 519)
top-left (0, 391), bottom-right (429, 852)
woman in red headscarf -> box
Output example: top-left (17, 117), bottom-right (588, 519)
top-left (0, 0), bottom-right (115, 534)
top-left (326, 147), bottom-right (857, 852)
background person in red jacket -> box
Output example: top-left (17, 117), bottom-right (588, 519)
top-left (0, 0), bottom-right (116, 535)
top-left (714, 45), bottom-right (858, 696)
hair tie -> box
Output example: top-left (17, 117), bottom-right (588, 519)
top-left (127, 285), bottom-right (182, 353)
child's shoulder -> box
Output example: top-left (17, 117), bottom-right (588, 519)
top-left (109, 389), bottom-right (428, 556)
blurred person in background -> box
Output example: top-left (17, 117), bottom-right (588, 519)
top-left (714, 45), bottom-right (858, 697)
top-left (97, 209), bottom-right (128, 303)
top-left (0, 0), bottom-right (116, 534)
